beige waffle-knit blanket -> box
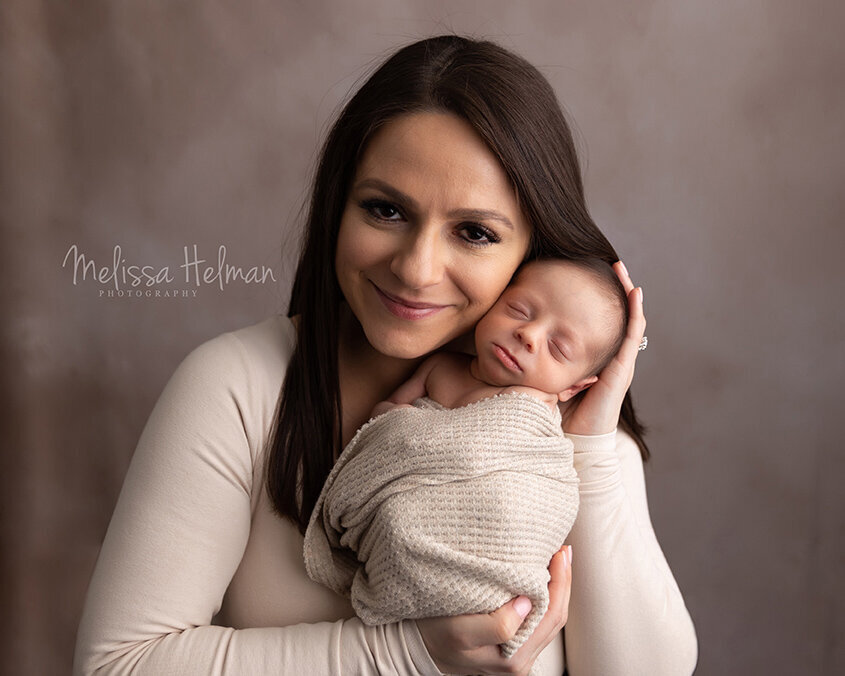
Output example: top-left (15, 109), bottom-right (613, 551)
top-left (303, 392), bottom-right (579, 659)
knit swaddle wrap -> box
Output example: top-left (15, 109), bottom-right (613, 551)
top-left (303, 392), bottom-right (579, 659)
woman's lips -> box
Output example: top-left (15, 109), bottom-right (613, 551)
top-left (372, 284), bottom-right (447, 320)
top-left (493, 344), bottom-right (522, 372)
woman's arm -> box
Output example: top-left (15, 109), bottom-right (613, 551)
top-left (560, 262), bottom-right (697, 674)
top-left (563, 430), bottom-right (698, 675)
top-left (73, 327), bottom-right (440, 675)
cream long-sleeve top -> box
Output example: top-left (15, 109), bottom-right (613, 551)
top-left (74, 315), bottom-right (698, 676)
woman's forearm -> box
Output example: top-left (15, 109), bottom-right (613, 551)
top-left (75, 618), bottom-right (436, 675)
top-left (563, 430), bottom-right (698, 675)
top-left (74, 330), bottom-right (439, 676)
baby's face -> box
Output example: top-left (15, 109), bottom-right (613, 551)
top-left (473, 260), bottom-right (616, 399)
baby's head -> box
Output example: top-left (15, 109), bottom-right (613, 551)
top-left (472, 258), bottom-right (628, 401)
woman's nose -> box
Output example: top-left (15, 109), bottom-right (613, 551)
top-left (389, 229), bottom-right (445, 290)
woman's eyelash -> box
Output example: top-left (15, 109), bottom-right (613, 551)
top-left (359, 198), bottom-right (501, 246)
top-left (458, 223), bottom-right (501, 246)
top-left (359, 198), bottom-right (403, 221)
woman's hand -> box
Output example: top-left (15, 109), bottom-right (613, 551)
top-left (417, 546), bottom-right (573, 675)
top-left (563, 261), bottom-right (646, 436)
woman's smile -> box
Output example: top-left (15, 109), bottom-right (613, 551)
top-left (371, 282), bottom-right (450, 320)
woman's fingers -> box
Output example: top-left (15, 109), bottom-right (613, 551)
top-left (613, 260), bottom-right (635, 294)
top-left (416, 596), bottom-right (533, 674)
top-left (416, 550), bottom-right (573, 675)
top-left (545, 545), bottom-right (572, 632)
top-left (611, 260), bottom-right (646, 384)
top-left (613, 260), bottom-right (646, 354)
top-left (511, 546), bottom-right (573, 666)
top-left (616, 285), bottom-right (646, 388)
top-left (458, 595), bottom-right (534, 650)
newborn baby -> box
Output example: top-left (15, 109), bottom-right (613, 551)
top-left (373, 257), bottom-right (627, 416)
top-left (304, 257), bottom-right (628, 660)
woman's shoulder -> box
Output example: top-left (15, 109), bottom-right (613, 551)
top-left (182, 314), bottom-right (296, 384)
top-left (164, 315), bottom-right (296, 466)
top-left (227, 314), bottom-right (297, 372)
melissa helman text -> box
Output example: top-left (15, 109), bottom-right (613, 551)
top-left (62, 244), bottom-right (278, 297)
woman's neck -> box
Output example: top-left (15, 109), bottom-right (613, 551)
top-left (336, 306), bottom-right (423, 447)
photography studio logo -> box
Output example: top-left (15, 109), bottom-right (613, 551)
top-left (61, 244), bottom-right (277, 299)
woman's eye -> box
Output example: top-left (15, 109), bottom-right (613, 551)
top-left (361, 199), bottom-right (403, 221)
top-left (458, 223), bottom-right (500, 245)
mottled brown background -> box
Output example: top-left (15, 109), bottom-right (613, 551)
top-left (2, 1), bottom-right (843, 674)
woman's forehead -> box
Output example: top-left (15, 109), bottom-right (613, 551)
top-left (353, 112), bottom-right (521, 213)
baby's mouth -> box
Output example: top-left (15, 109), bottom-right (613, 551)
top-left (493, 344), bottom-right (522, 372)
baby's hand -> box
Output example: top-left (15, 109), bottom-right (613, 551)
top-left (370, 401), bottom-right (413, 418)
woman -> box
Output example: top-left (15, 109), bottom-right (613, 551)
top-left (75, 36), bottom-right (697, 675)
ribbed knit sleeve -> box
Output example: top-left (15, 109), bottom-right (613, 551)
top-left (562, 430), bottom-right (698, 675)
top-left (73, 319), bottom-right (440, 676)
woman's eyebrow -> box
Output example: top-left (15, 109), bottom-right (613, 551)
top-left (449, 208), bottom-right (514, 231)
top-left (354, 178), bottom-right (514, 230)
top-left (354, 178), bottom-right (418, 209)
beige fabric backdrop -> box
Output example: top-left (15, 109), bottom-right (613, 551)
top-left (2, 1), bottom-right (843, 674)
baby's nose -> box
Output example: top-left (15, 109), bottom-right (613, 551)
top-left (516, 327), bottom-right (537, 352)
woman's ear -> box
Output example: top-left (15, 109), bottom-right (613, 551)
top-left (558, 375), bottom-right (599, 402)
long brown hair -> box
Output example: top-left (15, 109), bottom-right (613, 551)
top-left (268, 35), bottom-right (649, 533)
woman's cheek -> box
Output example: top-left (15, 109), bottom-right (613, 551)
top-left (469, 263), bottom-right (519, 311)
top-left (337, 219), bottom-right (373, 264)
top-left (336, 222), bottom-right (391, 289)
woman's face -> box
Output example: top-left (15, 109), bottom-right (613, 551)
top-left (336, 112), bottom-right (532, 359)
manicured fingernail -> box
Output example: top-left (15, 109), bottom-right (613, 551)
top-left (566, 545), bottom-right (573, 567)
top-left (618, 260), bottom-right (629, 277)
top-left (514, 596), bottom-right (532, 619)
top-left (637, 287), bottom-right (644, 303)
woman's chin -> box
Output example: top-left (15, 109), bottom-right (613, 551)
top-left (363, 325), bottom-right (455, 361)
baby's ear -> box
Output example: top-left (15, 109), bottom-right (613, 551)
top-left (557, 375), bottom-right (599, 402)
